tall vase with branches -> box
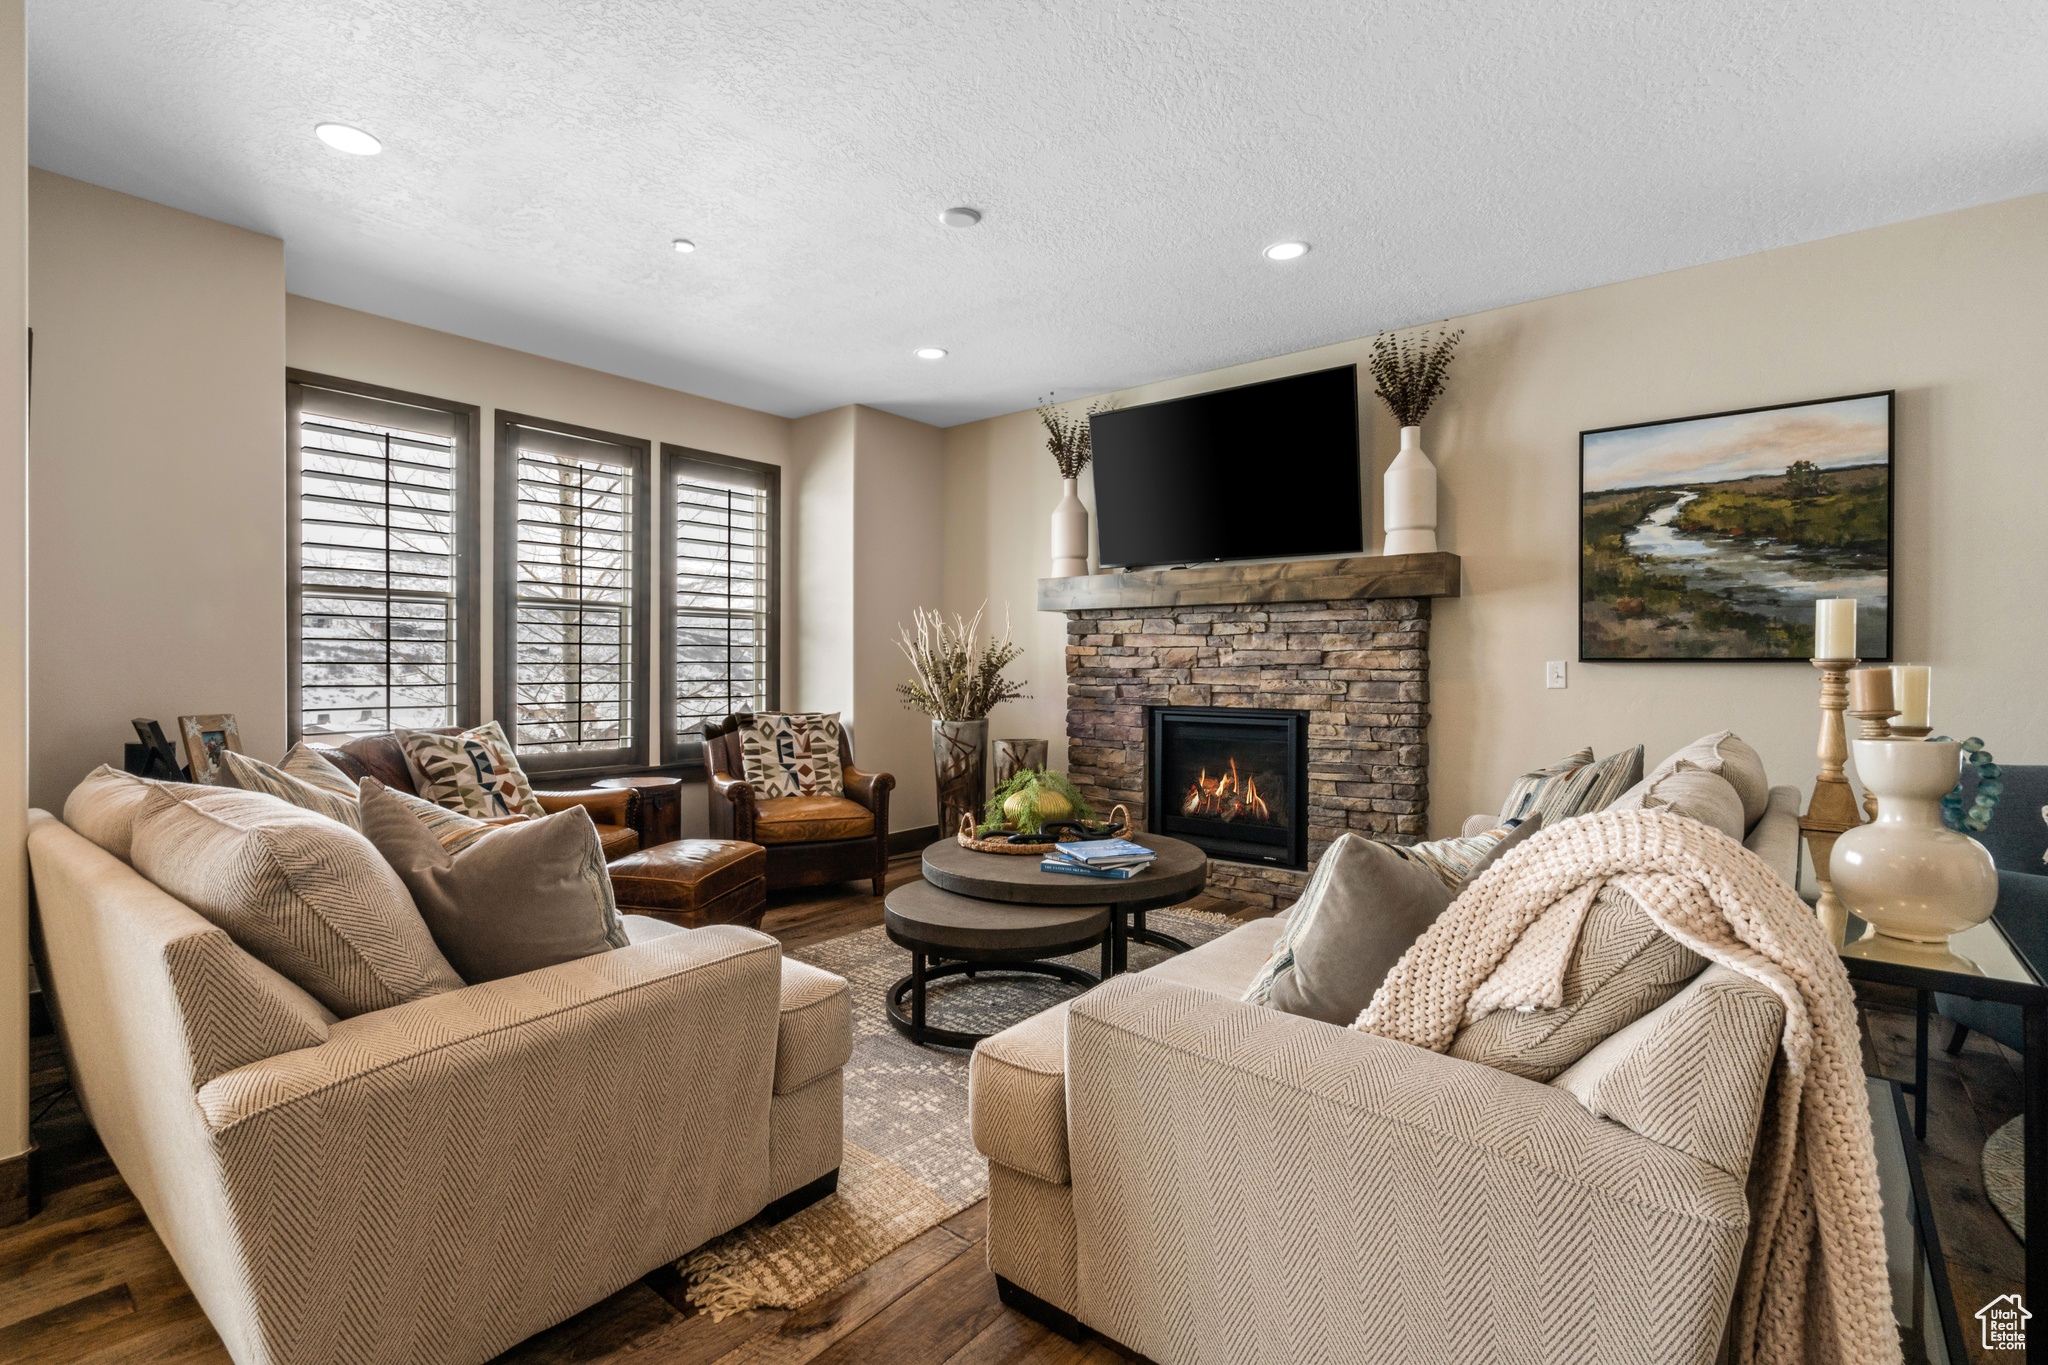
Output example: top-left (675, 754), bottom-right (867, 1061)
top-left (1366, 327), bottom-right (1464, 556)
top-left (1038, 395), bottom-right (1117, 579)
top-left (897, 603), bottom-right (1030, 837)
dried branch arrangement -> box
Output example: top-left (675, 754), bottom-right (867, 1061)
top-left (896, 602), bottom-right (1029, 721)
top-left (1367, 327), bottom-right (1465, 427)
top-left (1036, 396), bottom-right (1120, 478)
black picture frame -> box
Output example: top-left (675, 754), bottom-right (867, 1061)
top-left (1579, 390), bottom-right (1895, 662)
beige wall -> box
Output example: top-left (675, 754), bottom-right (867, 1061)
top-left (851, 405), bottom-right (944, 830)
top-left (787, 405), bottom-right (855, 727)
top-left (941, 191), bottom-right (2048, 842)
top-left (0, 0), bottom-right (28, 1172)
top-left (29, 171), bottom-right (286, 815)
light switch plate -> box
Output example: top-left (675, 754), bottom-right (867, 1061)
top-left (1546, 661), bottom-right (1568, 689)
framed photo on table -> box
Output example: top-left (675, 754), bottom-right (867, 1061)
top-left (177, 714), bottom-right (242, 785)
top-left (1579, 390), bottom-right (1894, 661)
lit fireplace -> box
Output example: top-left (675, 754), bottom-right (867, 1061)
top-left (1181, 757), bottom-right (1275, 824)
top-left (1149, 706), bottom-right (1309, 870)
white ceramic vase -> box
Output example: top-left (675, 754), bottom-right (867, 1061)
top-left (1834, 739), bottom-right (1998, 960)
top-left (1383, 426), bottom-right (1438, 556)
top-left (1050, 477), bottom-right (1089, 578)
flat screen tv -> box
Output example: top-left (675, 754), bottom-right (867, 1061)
top-left (1089, 365), bottom-right (1362, 569)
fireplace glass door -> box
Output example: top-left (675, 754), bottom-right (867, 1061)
top-left (1148, 707), bottom-right (1309, 870)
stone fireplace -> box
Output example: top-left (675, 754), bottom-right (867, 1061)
top-left (1041, 553), bottom-right (1459, 909)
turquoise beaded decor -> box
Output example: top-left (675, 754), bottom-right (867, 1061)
top-left (1932, 736), bottom-right (2000, 833)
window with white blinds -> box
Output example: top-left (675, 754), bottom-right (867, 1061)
top-left (662, 447), bottom-right (780, 763)
top-left (497, 414), bottom-right (650, 773)
top-left (287, 375), bottom-right (478, 742)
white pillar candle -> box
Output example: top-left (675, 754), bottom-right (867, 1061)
top-left (1814, 598), bottom-right (1857, 659)
top-left (1892, 664), bottom-right (1931, 728)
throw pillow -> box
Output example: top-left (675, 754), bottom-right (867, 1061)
top-left (219, 750), bottom-right (362, 828)
top-left (357, 778), bottom-right (628, 984)
top-left (1455, 813), bottom-right (1543, 888)
top-left (376, 781), bottom-right (507, 855)
top-left (1243, 833), bottom-right (1455, 1026)
top-left (1504, 745), bottom-right (1645, 827)
top-left (63, 766), bottom-right (192, 863)
top-left (1608, 762), bottom-right (1746, 841)
top-left (129, 784), bottom-right (462, 1017)
top-left (1499, 748), bottom-right (1594, 822)
top-left (399, 726), bottom-right (535, 818)
top-left (1638, 731), bottom-right (1770, 830)
top-left (739, 712), bottom-right (847, 798)
top-left (1448, 884), bottom-right (1707, 1080)
top-left (279, 742), bottom-right (362, 800)
top-left (1387, 816), bottom-right (1540, 892)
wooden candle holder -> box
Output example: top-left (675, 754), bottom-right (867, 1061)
top-left (1848, 707), bottom-right (1899, 741)
top-left (1800, 657), bottom-right (1865, 947)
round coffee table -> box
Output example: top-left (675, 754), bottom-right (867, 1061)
top-left (883, 880), bottom-right (1112, 1048)
top-left (921, 833), bottom-right (1209, 974)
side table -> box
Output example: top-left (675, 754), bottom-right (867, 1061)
top-left (1839, 912), bottom-right (2046, 1319)
top-left (594, 775), bottom-right (683, 848)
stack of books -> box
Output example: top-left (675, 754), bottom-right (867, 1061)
top-left (1041, 838), bottom-right (1155, 880)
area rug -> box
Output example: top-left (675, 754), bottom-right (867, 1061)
top-left (678, 904), bottom-right (1242, 1316)
top-left (1985, 1113), bottom-right (2025, 1242)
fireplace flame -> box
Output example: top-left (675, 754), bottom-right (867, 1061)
top-left (1180, 757), bottom-right (1274, 823)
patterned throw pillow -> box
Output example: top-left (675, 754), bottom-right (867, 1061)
top-left (374, 781), bottom-right (505, 855)
top-left (739, 713), bottom-right (846, 798)
top-left (399, 726), bottom-right (538, 818)
top-left (1387, 815), bottom-right (1541, 891)
top-left (220, 750), bottom-right (361, 829)
top-left (1500, 745), bottom-right (1644, 827)
top-left (279, 742), bottom-right (362, 800)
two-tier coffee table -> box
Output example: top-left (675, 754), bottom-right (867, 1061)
top-left (884, 833), bottom-right (1209, 1048)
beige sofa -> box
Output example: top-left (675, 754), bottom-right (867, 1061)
top-left (27, 808), bottom-right (852, 1365)
top-left (969, 789), bottom-right (1803, 1365)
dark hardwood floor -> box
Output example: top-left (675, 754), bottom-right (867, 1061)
top-left (3, 865), bottom-right (2024, 1364)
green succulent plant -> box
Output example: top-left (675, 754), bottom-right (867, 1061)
top-left (979, 768), bottom-right (1096, 836)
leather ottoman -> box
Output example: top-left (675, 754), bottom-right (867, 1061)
top-left (608, 839), bottom-right (768, 930)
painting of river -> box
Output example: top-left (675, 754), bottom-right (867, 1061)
top-left (1581, 391), bottom-right (1892, 660)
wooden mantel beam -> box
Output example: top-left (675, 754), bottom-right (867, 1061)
top-left (1035, 551), bottom-right (1462, 613)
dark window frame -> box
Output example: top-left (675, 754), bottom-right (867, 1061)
top-left (494, 410), bottom-right (653, 778)
top-left (659, 445), bottom-right (781, 769)
top-left (285, 369), bottom-right (481, 744)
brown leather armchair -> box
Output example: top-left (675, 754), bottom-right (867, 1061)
top-left (705, 713), bottom-right (893, 896)
top-left (311, 729), bottom-right (642, 861)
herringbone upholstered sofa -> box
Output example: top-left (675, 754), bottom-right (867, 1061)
top-left (27, 807), bottom-right (852, 1365)
top-left (969, 789), bottom-right (1804, 1365)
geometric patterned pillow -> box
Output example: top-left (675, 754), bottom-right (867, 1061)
top-left (219, 750), bottom-right (362, 829)
top-left (738, 712), bottom-right (846, 798)
top-left (398, 727), bottom-right (531, 818)
top-left (466, 720), bottom-right (544, 817)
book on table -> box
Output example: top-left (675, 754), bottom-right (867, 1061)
top-left (1051, 838), bottom-right (1155, 869)
top-left (1040, 857), bottom-right (1150, 880)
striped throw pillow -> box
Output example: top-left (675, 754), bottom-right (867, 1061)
top-left (1499, 748), bottom-right (1594, 823)
top-left (279, 743), bottom-right (361, 800)
top-left (378, 783), bottom-right (503, 855)
top-left (220, 750), bottom-right (361, 828)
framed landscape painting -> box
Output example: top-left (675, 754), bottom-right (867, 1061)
top-left (1580, 391), bottom-right (1893, 661)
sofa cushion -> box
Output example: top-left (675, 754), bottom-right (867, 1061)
top-left (753, 794), bottom-right (874, 844)
top-left (1638, 730), bottom-right (1770, 831)
top-left (1448, 884), bottom-right (1707, 1080)
top-left (775, 958), bottom-right (853, 1095)
top-left (130, 783), bottom-right (463, 1017)
top-left (972, 916), bottom-right (1288, 1186)
top-left (220, 750), bottom-right (362, 828)
top-left (165, 925), bottom-right (334, 1086)
top-left (63, 766), bottom-right (207, 863)
top-left (358, 778), bottom-right (628, 984)
top-left (1242, 833), bottom-right (1453, 1026)
top-left (739, 711), bottom-right (846, 798)
top-left (1609, 761), bottom-right (1746, 841)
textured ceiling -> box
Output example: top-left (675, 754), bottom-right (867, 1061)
top-left (26, 1), bottom-right (2048, 426)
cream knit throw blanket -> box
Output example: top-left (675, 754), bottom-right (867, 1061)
top-left (1358, 809), bottom-right (1899, 1365)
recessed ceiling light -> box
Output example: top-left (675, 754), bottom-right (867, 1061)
top-left (914, 347), bottom-right (948, 360)
top-left (938, 207), bottom-right (982, 228)
top-left (672, 238), bottom-right (697, 253)
top-left (1264, 241), bottom-right (1310, 261)
top-left (315, 123), bottom-right (382, 156)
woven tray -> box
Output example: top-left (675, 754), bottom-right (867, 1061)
top-left (955, 804), bottom-right (1131, 854)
